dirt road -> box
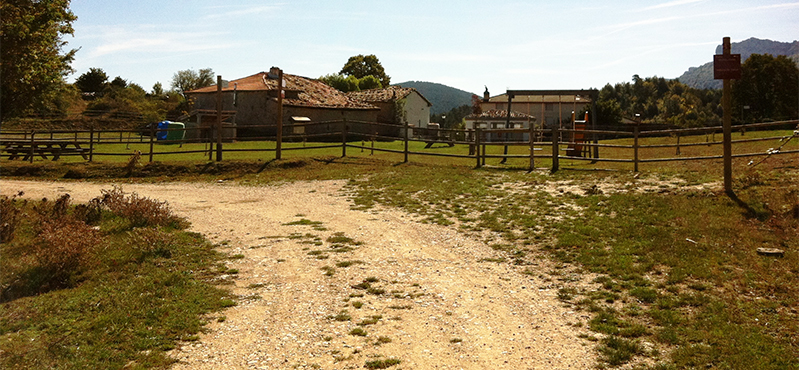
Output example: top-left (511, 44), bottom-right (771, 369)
top-left (1, 179), bottom-right (594, 369)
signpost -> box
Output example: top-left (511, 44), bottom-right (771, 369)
top-left (714, 37), bottom-right (741, 195)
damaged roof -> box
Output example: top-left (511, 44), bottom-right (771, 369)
top-left (186, 72), bottom-right (378, 110)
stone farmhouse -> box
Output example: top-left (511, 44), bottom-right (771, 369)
top-left (185, 71), bottom-right (379, 139)
top-left (346, 86), bottom-right (432, 131)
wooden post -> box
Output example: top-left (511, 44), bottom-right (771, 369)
top-left (89, 128), bottom-right (94, 162)
top-left (28, 131), bottom-right (35, 163)
top-left (633, 126), bottom-right (639, 172)
top-left (475, 128), bottom-right (482, 168)
top-left (216, 75), bottom-right (223, 161)
top-left (722, 37), bottom-right (733, 195)
top-left (529, 120), bottom-right (535, 171)
top-left (551, 125), bottom-right (559, 172)
top-left (149, 124), bottom-right (155, 163)
top-left (676, 133), bottom-right (681, 155)
top-left (276, 69), bottom-right (284, 160)
top-left (404, 119), bottom-right (409, 163)
top-left (342, 118), bottom-right (348, 157)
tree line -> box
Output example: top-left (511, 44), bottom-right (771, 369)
top-left (2, 0), bottom-right (796, 130)
top-left (595, 55), bottom-right (797, 128)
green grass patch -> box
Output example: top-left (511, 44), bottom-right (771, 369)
top-left (0, 191), bottom-right (232, 369)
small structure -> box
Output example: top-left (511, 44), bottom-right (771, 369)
top-left (464, 109), bottom-right (536, 142)
top-left (481, 89), bottom-right (592, 129)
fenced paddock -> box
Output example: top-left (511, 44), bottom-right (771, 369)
top-left (2, 119), bottom-right (797, 173)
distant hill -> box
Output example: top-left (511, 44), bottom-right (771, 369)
top-left (393, 81), bottom-right (475, 115)
top-left (677, 37), bottom-right (799, 89)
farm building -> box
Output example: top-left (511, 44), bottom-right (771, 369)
top-left (464, 109), bottom-right (537, 142)
top-left (346, 86), bottom-right (432, 132)
top-left (185, 71), bottom-right (379, 139)
top-left (481, 88), bottom-right (591, 129)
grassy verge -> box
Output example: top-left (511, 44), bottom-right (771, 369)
top-left (0, 188), bottom-right (234, 369)
top-left (341, 157), bottom-right (798, 368)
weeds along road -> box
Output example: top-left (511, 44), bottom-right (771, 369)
top-left (1, 179), bottom-right (595, 369)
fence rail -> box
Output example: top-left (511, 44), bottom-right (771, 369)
top-left (2, 119), bottom-right (797, 172)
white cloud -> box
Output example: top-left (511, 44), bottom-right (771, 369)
top-left (201, 4), bottom-right (283, 20)
top-left (80, 25), bottom-right (240, 59)
top-left (641, 0), bottom-right (705, 11)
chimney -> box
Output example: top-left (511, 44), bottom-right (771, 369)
top-left (483, 86), bottom-right (490, 102)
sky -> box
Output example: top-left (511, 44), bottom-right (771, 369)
top-left (65, 0), bottom-right (799, 95)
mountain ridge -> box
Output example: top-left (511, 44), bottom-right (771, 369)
top-left (393, 81), bottom-right (475, 115)
top-left (677, 37), bottom-right (799, 89)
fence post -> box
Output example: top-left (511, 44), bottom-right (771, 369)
top-left (551, 125), bottom-right (559, 172)
top-left (475, 128), bottom-right (482, 168)
top-left (404, 120), bottom-right (409, 163)
top-left (676, 133), bottom-right (681, 155)
top-left (29, 131), bottom-right (35, 163)
top-left (89, 128), bottom-right (94, 162)
top-left (216, 75), bottom-right (223, 162)
top-left (149, 123), bottom-right (155, 163)
top-left (529, 122), bottom-right (535, 171)
top-left (633, 126), bottom-right (639, 172)
top-left (342, 118), bottom-right (348, 157)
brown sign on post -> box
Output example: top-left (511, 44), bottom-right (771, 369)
top-left (714, 54), bottom-right (741, 80)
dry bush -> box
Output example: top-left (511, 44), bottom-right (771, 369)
top-left (0, 192), bottom-right (25, 243)
top-left (73, 197), bottom-right (103, 225)
top-left (32, 193), bottom-right (72, 223)
top-left (124, 150), bottom-right (142, 176)
top-left (33, 219), bottom-right (101, 289)
top-left (101, 186), bottom-right (184, 228)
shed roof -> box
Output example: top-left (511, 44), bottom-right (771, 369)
top-left (346, 86), bottom-right (432, 107)
top-left (186, 72), bottom-right (378, 110)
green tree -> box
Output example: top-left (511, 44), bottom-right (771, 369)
top-left (109, 76), bottom-right (127, 89)
top-left (150, 82), bottom-right (165, 98)
top-left (74, 67), bottom-right (109, 96)
top-left (357, 75), bottom-right (381, 90)
top-left (318, 73), bottom-right (361, 92)
top-left (340, 54), bottom-right (390, 88)
top-left (732, 54), bottom-right (799, 122)
top-left (171, 68), bottom-right (215, 96)
top-left (1, 0), bottom-right (77, 119)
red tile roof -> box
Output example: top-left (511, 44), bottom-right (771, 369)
top-left (466, 109), bottom-right (535, 120)
top-left (186, 72), bottom-right (377, 110)
top-left (346, 86), bottom-right (432, 106)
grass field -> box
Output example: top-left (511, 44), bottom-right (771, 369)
top-left (1, 126), bottom-right (798, 369)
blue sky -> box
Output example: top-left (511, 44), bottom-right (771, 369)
top-left (66, 0), bottom-right (799, 95)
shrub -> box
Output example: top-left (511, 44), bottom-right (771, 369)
top-left (0, 192), bottom-right (25, 243)
top-left (101, 186), bottom-right (185, 228)
top-left (32, 218), bottom-right (101, 290)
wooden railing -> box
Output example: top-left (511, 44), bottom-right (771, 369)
top-left (2, 119), bottom-right (797, 172)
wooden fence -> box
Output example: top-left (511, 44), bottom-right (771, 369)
top-left (2, 119), bottom-right (797, 172)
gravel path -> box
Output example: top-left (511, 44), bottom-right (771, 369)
top-left (1, 179), bottom-right (595, 369)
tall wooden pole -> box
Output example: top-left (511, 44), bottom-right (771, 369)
top-left (722, 37), bottom-right (733, 195)
top-left (216, 75), bottom-right (223, 161)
